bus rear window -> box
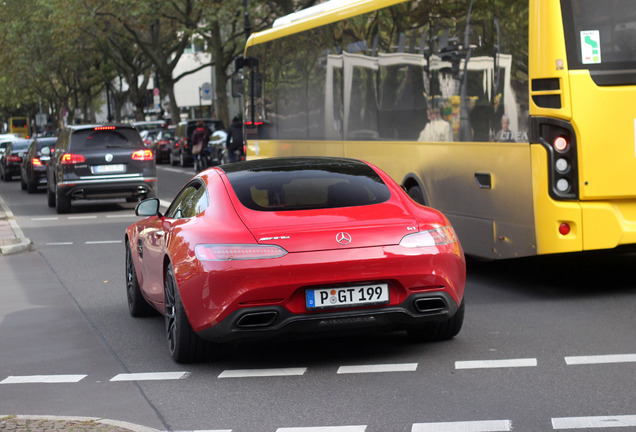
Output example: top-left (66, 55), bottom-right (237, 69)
top-left (561, 0), bottom-right (636, 84)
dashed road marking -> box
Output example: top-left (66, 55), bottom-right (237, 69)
top-left (564, 354), bottom-right (636, 365)
top-left (552, 415), bottom-right (636, 429)
top-left (218, 368), bottom-right (307, 378)
top-left (110, 372), bottom-right (189, 382)
top-left (68, 216), bottom-right (98, 220)
top-left (455, 358), bottom-right (537, 370)
top-left (1, 374), bottom-right (87, 384)
top-left (85, 240), bottom-right (122, 245)
top-left (411, 420), bottom-right (512, 431)
top-left (337, 363), bottom-right (418, 374)
top-left (277, 426), bottom-right (366, 432)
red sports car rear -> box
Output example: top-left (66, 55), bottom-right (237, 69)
top-left (125, 157), bottom-right (465, 362)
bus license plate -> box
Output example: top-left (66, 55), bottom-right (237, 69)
top-left (306, 283), bottom-right (389, 309)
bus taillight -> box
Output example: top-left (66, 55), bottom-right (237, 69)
top-left (554, 136), bottom-right (568, 151)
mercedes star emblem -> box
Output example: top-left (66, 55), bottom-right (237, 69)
top-left (336, 232), bottom-right (352, 245)
top-left (105, 153), bottom-right (114, 162)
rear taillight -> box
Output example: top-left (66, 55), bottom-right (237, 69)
top-left (7, 155), bottom-right (21, 162)
top-left (531, 118), bottom-right (578, 200)
top-left (32, 158), bottom-right (43, 166)
top-left (195, 244), bottom-right (288, 261)
top-left (132, 149), bottom-right (153, 161)
top-left (60, 153), bottom-right (86, 164)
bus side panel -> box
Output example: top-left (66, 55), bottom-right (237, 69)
top-left (531, 144), bottom-right (583, 255)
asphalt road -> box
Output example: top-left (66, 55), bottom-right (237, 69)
top-left (0, 163), bottom-right (635, 432)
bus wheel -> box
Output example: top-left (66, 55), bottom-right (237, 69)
top-left (407, 186), bottom-right (426, 205)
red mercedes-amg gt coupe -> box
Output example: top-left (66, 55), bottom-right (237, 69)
top-left (125, 157), bottom-right (466, 363)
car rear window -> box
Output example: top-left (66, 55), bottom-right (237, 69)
top-left (224, 158), bottom-right (391, 211)
top-left (11, 140), bottom-right (31, 151)
top-left (70, 128), bottom-right (143, 150)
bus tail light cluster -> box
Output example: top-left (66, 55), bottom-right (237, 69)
top-left (531, 118), bottom-right (578, 200)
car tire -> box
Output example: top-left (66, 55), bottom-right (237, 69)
top-left (20, 175), bottom-right (27, 190)
top-left (27, 177), bottom-right (37, 194)
top-left (47, 185), bottom-right (56, 207)
top-left (170, 152), bottom-right (178, 166)
top-left (164, 263), bottom-right (217, 363)
top-left (407, 185), bottom-right (426, 205)
top-left (179, 151), bottom-right (186, 167)
top-left (126, 243), bottom-right (154, 317)
top-left (407, 302), bottom-right (464, 342)
top-left (55, 186), bottom-right (71, 214)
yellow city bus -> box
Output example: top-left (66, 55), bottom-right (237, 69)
top-left (238, 0), bottom-right (636, 260)
top-left (9, 117), bottom-right (29, 138)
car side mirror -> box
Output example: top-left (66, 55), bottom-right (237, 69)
top-left (135, 198), bottom-right (162, 217)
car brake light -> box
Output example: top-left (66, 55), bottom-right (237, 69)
top-left (399, 226), bottom-right (457, 247)
top-left (32, 158), bottom-right (43, 166)
top-left (195, 244), bottom-right (288, 261)
top-left (7, 155), bottom-right (21, 162)
top-left (94, 126), bottom-right (117, 131)
top-left (60, 153), bottom-right (86, 164)
top-left (132, 149), bottom-right (154, 161)
top-left (554, 136), bottom-right (568, 152)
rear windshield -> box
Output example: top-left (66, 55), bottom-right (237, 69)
top-left (70, 128), bottom-right (143, 150)
top-left (11, 140), bottom-right (31, 151)
top-left (224, 159), bottom-right (391, 211)
top-left (36, 138), bottom-right (57, 150)
top-left (561, 0), bottom-right (636, 84)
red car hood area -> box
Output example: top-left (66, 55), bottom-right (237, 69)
top-left (234, 201), bottom-right (419, 253)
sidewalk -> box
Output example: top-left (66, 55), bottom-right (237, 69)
top-left (0, 415), bottom-right (160, 432)
top-left (0, 193), bottom-right (31, 255)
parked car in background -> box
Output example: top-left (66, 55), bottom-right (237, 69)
top-left (46, 124), bottom-right (157, 214)
top-left (170, 119), bottom-right (224, 167)
top-left (20, 136), bottom-right (57, 193)
top-left (0, 138), bottom-right (31, 181)
top-left (153, 127), bottom-right (176, 164)
top-left (132, 120), bottom-right (169, 132)
top-left (125, 157), bottom-right (466, 363)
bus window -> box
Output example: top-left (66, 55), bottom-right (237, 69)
top-left (9, 117), bottom-right (29, 138)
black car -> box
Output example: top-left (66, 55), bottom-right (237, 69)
top-left (20, 136), bottom-right (57, 193)
top-left (0, 138), bottom-right (31, 182)
top-left (170, 119), bottom-right (224, 167)
top-left (153, 127), bottom-right (175, 164)
top-left (46, 124), bottom-right (157, 214)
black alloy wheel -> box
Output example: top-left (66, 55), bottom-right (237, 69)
top-left (125, 243), bottom-right (154, 317)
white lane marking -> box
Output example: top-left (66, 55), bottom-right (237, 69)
top-left (337, 363), bottom-right (418, 374)
top-left (31, 217), bottom-right (59, 221)
top-left (455, 358), bottom-right (537, 370)
top-left (105, 214), bottom-right (136, 218)
top-left (85, 240), bottom-right (122, 245)
top-left (552, 415), bottom-right (636, 429)
top-left (218, 368), bottom-right (307, 378)
top-left (160, 199), bottom-right (171, 209)
top-left (110, 372), bottom-right (189, 382)
top-left (1, 375), bottom-right (87, 384)
top-left (45, 242), bottom-right (74, 246)
top-left (68, 216), bottom-right (98, 220)
top-left (412, 420), bottom-right (512, 432)
top-left (564, 354), bottom-right (636, 365)
top-left (159, 167), bottom-right (190, 174)
top-left (277, 427), bottom-right (366, 432)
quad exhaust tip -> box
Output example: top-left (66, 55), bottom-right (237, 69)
top-left (236, 311), bottom-right (279, 328)
top-left (413, 297), bottom-right (447, 314)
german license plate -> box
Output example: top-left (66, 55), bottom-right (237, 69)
top-left (92, 164), bottom-right (125, 174)
top-left (306, 283), bottom-right (389, 309)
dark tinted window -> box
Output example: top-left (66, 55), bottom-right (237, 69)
top-left (561, 0), bottom-right (636, 84)
top-left (224, 158), bottom-right (391, 211)
top-left (70, 128), bottom-right (143, 150)
top-left (35, 138), bottom-right (57, 151)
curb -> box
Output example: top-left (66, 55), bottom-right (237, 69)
top-left (0, 415), bottom-right (161, 432)
top-left (0, 193), bottom-right (32, 256)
